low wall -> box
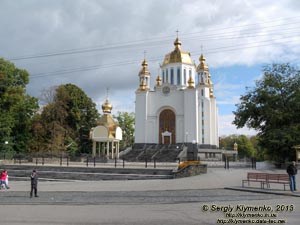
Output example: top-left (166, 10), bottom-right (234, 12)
top-left (0, 164), bottom-right (174, 181)
top-left (174, 164), bottom-right (207, 178)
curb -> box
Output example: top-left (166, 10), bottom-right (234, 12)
top-left (225, 186), bottom-right (300, 197)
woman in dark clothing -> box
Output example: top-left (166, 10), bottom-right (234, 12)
top-left (287, 161), bottom-right (297, 192)
top-left (30, 169), bottom-right (38, 197)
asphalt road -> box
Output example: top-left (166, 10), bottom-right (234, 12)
top-left (0, 189), bottom-right (299, 225)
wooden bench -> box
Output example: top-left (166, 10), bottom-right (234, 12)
top-left (242, 172), bottom-right (267, 189)
top-left (263, 174), bottom-right (290, 190)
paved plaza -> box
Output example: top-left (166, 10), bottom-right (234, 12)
top-left (0, 168), bottom-right (299, 225)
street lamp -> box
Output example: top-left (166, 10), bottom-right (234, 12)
top-left (3, 141), bottom-right (8, 159)
top-left (234, 142), bottom-right (238, 161)
top-left (292, 145), bottom-right (300, 163)
top-left (192, 140), bottom-right (197, 160)
top-left (185, 132), bottom-right (188, 145)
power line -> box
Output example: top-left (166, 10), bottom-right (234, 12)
top-left (30, 35), bottom-right (300, 79)
top-left (8, 16), bottom-right (300, 61)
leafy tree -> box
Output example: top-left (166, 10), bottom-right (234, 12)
top-left (0, 58), bottom-right (38, 155)
top-left (114, 112), bottom-right (135, 150)
top-left (31, 84), bottom-right (99, 155)
top-left (219, 134), bottom-right (255, 158)
top-left (233, 63), bottom-right (300, 163)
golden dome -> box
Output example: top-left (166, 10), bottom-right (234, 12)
top-left (209, 88), bottom-right (214, 98)
top-left (97, 114), bottom-right (118, 138)
top-left (139, 59), bottom-right (150, 75)
top-left (156, 75), bottom-right (162, 86)
top-left (102, 98), bottom-right (112, 114)
top-left (197, 54), bottom-right (209, 71)
top-left (187, 76), bottom-right (194, 89)
top-left (162, 37), bottom-right (194, 66)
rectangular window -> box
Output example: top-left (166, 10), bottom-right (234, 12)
top-left (166, 69), bottom-right (169, 82)
top-left (201, 89), bottom-right (204, 96)
top-left (170, 68), bottom-right (174, 84)
top-left (162, 70), bottom-right (165, 83)
top-left (184, 69), bottom-right (186, 84)
top-left (177, 68), bottom-right (181, 85)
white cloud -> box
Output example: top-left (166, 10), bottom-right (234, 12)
top-left (1, 0), bottom-right (300, 137)
top-left (219, 114), bottom-right (257, 136)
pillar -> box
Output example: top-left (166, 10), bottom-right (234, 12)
top-left (117, 142), bottom-right (120, 159)
top-left (107, 141), bottom-right (110, 158)
top-left (92, 141), bottom-right (96, 157)
top-left (112, 141), bottom-right (115, 159)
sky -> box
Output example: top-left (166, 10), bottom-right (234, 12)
top-left (1, 0), bottom-right (300, 136)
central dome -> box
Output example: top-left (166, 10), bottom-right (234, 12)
top-left (162, 38), bottom-right (194, 66)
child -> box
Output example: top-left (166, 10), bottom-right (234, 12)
top-left (0, 170), bottom-right (10, 190)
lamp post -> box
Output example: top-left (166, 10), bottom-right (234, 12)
top-left (233, 142), bottom-right (238, 161)
top-left (185, 132), bottom-right (188, 145)
top-left (292, 145), bottom-right (300, 163)
top-left (4, 141), bottom-right (8, 159)
top-left (192, 140), bottom-right (197, 160)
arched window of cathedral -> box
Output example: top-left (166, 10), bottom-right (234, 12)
top-left (177, 68), bottom-right (181, 85)
top-left (183, 68), bottom-right (186, 84)
top-left (201, 89), bottom-right (204, 96)
top-left (162, 70), bottom-right (165, 83)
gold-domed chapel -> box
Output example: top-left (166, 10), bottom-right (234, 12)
top-left (90, 98), bottom-right (122, 158)
top-left (134, 37), bottom-right (219, 148)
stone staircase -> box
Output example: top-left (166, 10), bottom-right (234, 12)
top-left (123, 144), bottom-right (184, 162)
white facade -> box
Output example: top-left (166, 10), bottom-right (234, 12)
top-left (135, 38), bottom-right (219, 147)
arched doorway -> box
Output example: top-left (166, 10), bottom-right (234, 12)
top-left (159, 109), bottom-right (176, 144)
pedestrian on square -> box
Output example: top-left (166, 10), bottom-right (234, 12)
top-left (30, 169), bottom-right (38, 197)
top-left (0, 170), bottom-right (10, 190)
top-left (287, 161), bottom-right (297, 192)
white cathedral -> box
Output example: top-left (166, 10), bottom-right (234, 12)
top-left (134, 37), bottom-right (219, 148)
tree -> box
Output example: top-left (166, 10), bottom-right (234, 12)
top-left (0, 58), bottom-right (39, 155)
top-left (114, 112), bottom-right (135, 149)
top-left (219, 134), bottom-right (255, 158)
top-left (233, 63), bottom-right (300, 163)
top-left (31, 84), bottom-right (99, 155)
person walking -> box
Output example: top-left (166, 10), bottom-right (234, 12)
top-left (30, 169), bottom-right (38, 197)
top-left (287, 161), bottom-right (297, 192)
top-left (0, 170), bottom-right (10, 190)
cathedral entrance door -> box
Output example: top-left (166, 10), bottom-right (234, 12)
top-left (159, 109), bottom-right (176, 144)
top-left (164, 136), bottom-right (171, 145)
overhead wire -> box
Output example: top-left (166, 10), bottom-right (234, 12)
top-left (7, 16), bottom-right (300, 61)
top-left (5, 16), bottom-right (299, 78)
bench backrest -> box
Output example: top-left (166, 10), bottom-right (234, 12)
top-left (247, 172), bottom-right (267, 181)
top-left (267, 174), bottom-right (289, 182)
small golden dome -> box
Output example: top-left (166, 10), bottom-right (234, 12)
top-left (102, 98), bottom-right (112, 114)
top-left (156, 75), bottom-right (162, 86)
top-left (197, 54), bottom-right (209, 71)
top-left (187, 76), bottom-right (194, 89)
top-left (139, 59), bottom-right (150, 75)
top-left (209, 88), bottom-right (214, 98)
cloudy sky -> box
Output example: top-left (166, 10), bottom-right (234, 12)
top-left (1, 0), bottom-right (300, 136)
